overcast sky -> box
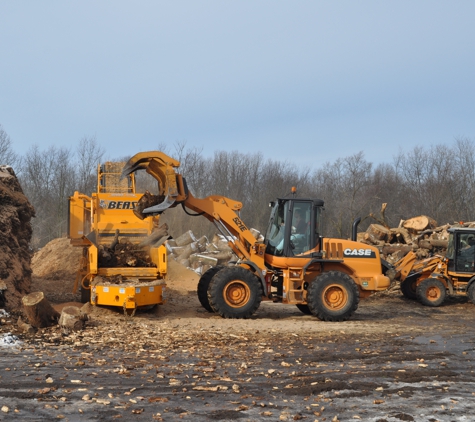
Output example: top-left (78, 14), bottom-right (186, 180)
top-left (1, 1), bottom-right (474, 169)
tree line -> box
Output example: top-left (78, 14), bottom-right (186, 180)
top-left (1, 124), bottom-right (474, 248)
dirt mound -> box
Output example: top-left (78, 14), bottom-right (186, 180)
top-left (31, 237), bottom-right (83, 303)
top-left (32, 237), bottom-right (82, 279)
top-left (0, 166), bottom-right (35, 311)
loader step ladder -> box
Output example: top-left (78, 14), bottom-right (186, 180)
top-left (283, 267), bottom-right (305, 303)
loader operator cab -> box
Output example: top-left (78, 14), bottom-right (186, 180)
top-left (264, 198), bottom-right (324, 257)
top-left (446, 228), bottom-right (475, 273)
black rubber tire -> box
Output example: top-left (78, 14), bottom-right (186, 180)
top-left (400, 275), bottom-right (418, 300)
top-left (208, 266), bottom-right (262, 319)
top-left (80, 280), bottom-right (91, 304)
top-left (307, 271), bottom-right (359, 322)
top-left (416, 278), bottom-right (446, 307)
top-left (467, 283), bottom-right (475, 305)
top-left (296, 304), bottom-right (312, 315)
top-left (197, 266), bottom-right (223, 312)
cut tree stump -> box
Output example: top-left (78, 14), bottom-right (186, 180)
top-left (402, 215), bottom-right (438, 232)
top-left (363, 232), bottom-right (385, 246)
top-left (17, 316), bottom-right (35, 334)
top-left (21, 292), bottom-right (60, 328)
top-left (58, 306), bottom-right (88, 334)
top-left (366, 224), bottom-right (391, 241)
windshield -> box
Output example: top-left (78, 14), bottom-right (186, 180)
top-left (265, 200), bottom-right (320, 256)
top-left (446, 233), bottom-right (454, 260)
top-left (264, 201), bottom-right (289, 256)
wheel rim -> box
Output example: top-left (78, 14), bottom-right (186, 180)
top-left (223, 280), bottom-right (251, 308)
top-left (426, 286), bottom-right (441, 301)
top-left (322, 284), bottom-right (348, 310)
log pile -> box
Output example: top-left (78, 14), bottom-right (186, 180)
top-left (166, 228), bottom-right (263, 275)
top-left (358, 214), bottom-right (473, 265)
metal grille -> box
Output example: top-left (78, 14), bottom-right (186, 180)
top-left (99, 162), bottom-right (132, 193)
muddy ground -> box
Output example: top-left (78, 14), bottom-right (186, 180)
top-left (2, 269), bottom-right (475, 422)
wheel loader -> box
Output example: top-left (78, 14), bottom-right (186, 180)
top-left (121, 151), bottom-right (391, 321)
top-left (68, 162), bottom-right (167, 313)
top-left (394, 227), bottom-right (475, 307)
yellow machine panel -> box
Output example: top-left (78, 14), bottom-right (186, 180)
top-left (91, 280), bottom-right (166, 310)
top-left (68, 162), bottom-right (167, 314)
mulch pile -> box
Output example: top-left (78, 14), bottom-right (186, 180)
top-left (0, 166), bottom-right (35, 311)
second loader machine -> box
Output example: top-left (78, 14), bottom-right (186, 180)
top-left (121, 151), bottom-right (391, 322)
top-left (394, 227), bottom-right (475, 307)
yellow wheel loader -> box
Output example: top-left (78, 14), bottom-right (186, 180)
top-left (394, 227), bottom-right (475, 307)
top-left (68, 162), bottom-right (167, 313)
top-left (121, 151), bottom-right (391, 321)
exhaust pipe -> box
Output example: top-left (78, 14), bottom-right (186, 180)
top-left (351, 217), bottom-right (361, 241)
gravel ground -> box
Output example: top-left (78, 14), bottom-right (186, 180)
top-left (1, 289), bottom-right (475, 421)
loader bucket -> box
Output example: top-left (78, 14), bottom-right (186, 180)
top-left (121, 151), bottom-right (180, 178)
top-left (143, 195), bottom-right (176, 214)
top-left (121, 151), bottom-right (183, 215)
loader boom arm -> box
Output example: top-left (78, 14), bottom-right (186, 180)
top-left (121, 151), bottom-right (266, 266)
top-left (392, 250), bottom-right (443, 282)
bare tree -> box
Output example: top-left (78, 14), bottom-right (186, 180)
top-left (0, 124), bottom-right (18, 166)
top-left (451, 137), bottom-right (475, 222)
top-left (75, 136), bottom-right (105, 195)
top-left (19, 145), bottom-right (75, 247)
top-left (312, 152), bottom-right (376, 238)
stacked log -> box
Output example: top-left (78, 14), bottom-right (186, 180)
top-left (358, 214), bottom-right (468, 265)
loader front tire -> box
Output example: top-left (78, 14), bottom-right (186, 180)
top-left (208, 266), bottom-right (262, 319)
top-left (467, 282), bottom-right (475, 305)
top-left (80, 279), bottom-right (91, 304)
top-left (197, 266), bottom-right (223, 312)
top-left (307, 271), bottom-right (359, 322)
top-left (296, 304), bottom-right (312, 315)
top-left (416, 278), bottom-right (446, 307)
top-left (400, 275), bottom-right (418, 300)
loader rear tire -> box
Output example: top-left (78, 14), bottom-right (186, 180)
top-left (197, 266), bottom-right (223, 312)
top-left (307, 271), bottom-right (359, 322)
top-left (416, 278), bottom-right (446, 307)
top-left (208, 266), bottom-right (262, 319)
top-left (467, 282), bottom-right (475, 305)
top-left (400, 275), bottom-right (418, 300)
top-left (80, 280), bottom-right (91, 304)
top-left (296, 304), bottom-right (312, 315)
